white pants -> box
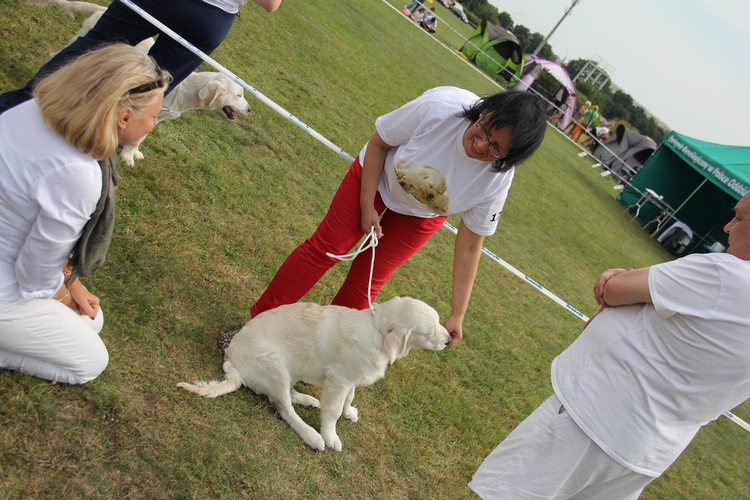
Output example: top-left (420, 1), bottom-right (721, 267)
top-left (469, 394), bottom-right (654, 499)
top-left (0, 298), bottom-right (107, 384)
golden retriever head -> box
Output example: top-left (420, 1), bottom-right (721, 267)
top-left (197, 74), bottom-right (251, 120)
top-left (394, 162), bottom-right (450, 213)
top-left (375, 297), bottom-right (452, 363)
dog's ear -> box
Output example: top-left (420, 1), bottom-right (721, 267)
top-left (198, 81), bottom-right (225, 107)
top-left (382, 325), bottom-right (412, 363)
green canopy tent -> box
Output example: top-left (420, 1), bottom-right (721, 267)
top-left (618, 132), bottom-right (750, 254)
top-left (460, 20), bottom-right (525, 86)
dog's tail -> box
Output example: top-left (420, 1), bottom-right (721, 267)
top-left (24, 0), bottom-right (106, 17)
top-left (177, 361), bottom-right (243, 398)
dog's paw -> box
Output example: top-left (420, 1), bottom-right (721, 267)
top-left (291, 393), bottom-right (320, 409)
top-left (342, 406), bottom-right (359, 423)
top-left (322, 431), bottom-right (342, 452)
top-left (119, 149), bottom-right (136, 166)
top-left (302, 432), bottom-right (325, 452)
top-left (119, 155), bottom-right (135, 167)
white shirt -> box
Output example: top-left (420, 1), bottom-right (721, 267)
top-left (360, 86), bottom-right (514, 236)
top-left (201, 0), bottom-right (247, 14)
top-left (552, 253), bottom-right (750, 476)
top-left (0, 101), bottom-right (101, 303)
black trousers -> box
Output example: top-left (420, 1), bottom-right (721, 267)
top-left (0, 0), bottom-right (235, 114)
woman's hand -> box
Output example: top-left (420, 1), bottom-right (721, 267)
top-left (68, 279), bottom-right (100, 319)
top-left (359, 131), bottom-right (391, 239)
top-left (52, 285), bottom-right (74, 308)
top-left (360, 205), bottom-right (383, 238)
top-left (444, 222), bottom-right (484, 348)
top-left (253, 0), bottom-right (282, 12)
top-left (445, 313), bottom-right (464, 348)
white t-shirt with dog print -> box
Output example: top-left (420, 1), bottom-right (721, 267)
top-left (360, 86), bottom-right (514, 237)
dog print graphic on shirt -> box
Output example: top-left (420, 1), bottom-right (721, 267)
top-left (394, 162), bottom-right (450, 213)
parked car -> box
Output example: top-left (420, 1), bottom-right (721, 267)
top-left (450, 1), bottom-right (470, 23)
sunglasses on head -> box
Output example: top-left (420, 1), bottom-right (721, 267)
top-left (127, 67), bottom-right (169, 95)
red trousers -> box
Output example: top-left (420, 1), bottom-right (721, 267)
top-left (251, 158), bottom-right (448, 317)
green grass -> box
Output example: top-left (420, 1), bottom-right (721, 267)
top-left (1, 0), bottom-right (748, 498)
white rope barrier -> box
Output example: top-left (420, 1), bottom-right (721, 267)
top-left (119, 0), bottom-right (748, 433)
top-left (383, 0), bottom-right (503, 88)
top-left (441, 222), bottom-right (588, 321)
top-left (724, 411), bottom-right (750, 432)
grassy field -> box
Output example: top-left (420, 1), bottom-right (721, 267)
top-left (1, 0), bottom-right (748, 497)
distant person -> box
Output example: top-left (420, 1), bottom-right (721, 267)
top-left (549, 92), bottom-right (576, 130)
top-left (403, 0), bottom-right (423, 16)
top-left (411, 7), bottom-right (426, 24)
top-left (582, 119), bottom-right (614, 149)
top-left (565, 100), bottom-right (590, 139)
top-left (547, 87), bottom-right (568, 118)
top-left (0, 0), bottom-right (283, 115)
top-left (0, 45), bottom-right (170, 384)
top-left (572, 104), bottom-right (600, 143)
top-left (470, 193), bottom-right (750, 498)
top-left (231, 88), bottom-right (546, 349)
top-left (420, 7), bottom-right (438, 33)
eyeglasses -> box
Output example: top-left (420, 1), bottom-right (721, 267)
top-left (127, 68), bottom-right (170, 95)
top-left (476, 119), bottom-right (506, 160)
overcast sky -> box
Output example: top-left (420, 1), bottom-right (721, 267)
top-left (487, 0), bottom-right (750, 146)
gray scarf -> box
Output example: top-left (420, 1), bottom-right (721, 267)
top-left (65, 155), bottom-right (120, 285)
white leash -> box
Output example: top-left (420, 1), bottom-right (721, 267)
top-left (325, 228), bottom-right (379, 314)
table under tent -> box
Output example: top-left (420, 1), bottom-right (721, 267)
top-left (460, 20), bottom-right (525, 87)
top-left (618, 132), bottom-right (750, 256)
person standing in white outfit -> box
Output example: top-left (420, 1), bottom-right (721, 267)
top-left (470, 193), bottom-right (750, 498)
top-left (0, 44), bottom-right (170, 384)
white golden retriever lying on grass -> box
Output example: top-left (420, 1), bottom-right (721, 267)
top-left (178, 297), bottom-right (452, 452)
top-left (26, 0), bottom-right (251, 165)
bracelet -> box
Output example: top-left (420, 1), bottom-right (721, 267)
top-left (56, 288), bottom-right (70, 302)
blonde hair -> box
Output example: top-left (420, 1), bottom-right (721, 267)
top-left (33, 44), bottom-right (171, 160)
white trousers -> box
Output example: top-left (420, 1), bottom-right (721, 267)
top-left (0, 298), bottom-right (107, 384)
top-left (469, 394), bottom-right (654, 499)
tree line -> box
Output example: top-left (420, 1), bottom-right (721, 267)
top-left (459, 0), bottom-right (668, 143)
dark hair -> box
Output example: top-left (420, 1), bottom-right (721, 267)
top-left (462, 90), bottom-right (547, 172)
